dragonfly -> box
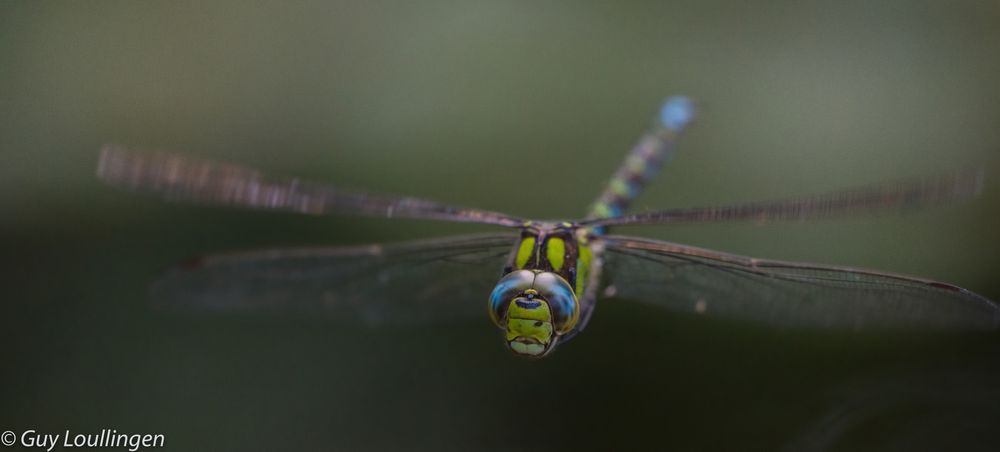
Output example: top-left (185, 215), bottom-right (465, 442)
top-left (97, 97), bottom-right (999, 358)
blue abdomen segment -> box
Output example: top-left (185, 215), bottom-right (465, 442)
top-left (586, 96), bottom-right (696, 230)
top-left (660, 96), bottom-right (696, 131)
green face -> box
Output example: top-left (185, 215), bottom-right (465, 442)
top-left (488, 270), bottom-right (579, 358)
top-left (504, 295), bottom-right (556, 357)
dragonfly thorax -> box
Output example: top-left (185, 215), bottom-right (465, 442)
top-left (488, 269), bottom-right (580, 358)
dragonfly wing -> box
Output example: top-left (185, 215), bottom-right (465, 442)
top-left (150, 233), bottom-right (516, 326)
top-left (601, 235), bottom-right (1000, 330)
top-left (583, 169), bottom-right (984, 228)
top-left (97, 145), bottom-right (525, 227)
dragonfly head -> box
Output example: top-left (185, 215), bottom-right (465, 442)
top-left (489, 270), bottom-right (580, 358)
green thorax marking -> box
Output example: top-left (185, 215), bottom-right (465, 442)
top-left (575, 238), bottom-right (593, 299)
top-left (515, 236), bottom-right (535, 269)
top-left (546, 237), bottom-right (566, 271)
top-left (506, 227), bottom-right (586, 296)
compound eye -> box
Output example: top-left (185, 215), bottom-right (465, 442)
top-left (488, 270), bottom-right (535, 327)
top-left (532, 272), bottom-right (580, 335)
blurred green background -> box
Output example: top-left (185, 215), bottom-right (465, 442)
top-left (3, 1), bottom-right (1000, 450)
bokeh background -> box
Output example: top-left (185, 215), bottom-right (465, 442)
top-left (3, 1), bottom-right (1000, 450)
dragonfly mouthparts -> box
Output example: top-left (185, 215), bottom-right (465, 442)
top-left (512, 336), bottom-right (541, 345)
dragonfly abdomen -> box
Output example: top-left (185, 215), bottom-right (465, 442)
top-left (587, 97), bottom-right (696, 224)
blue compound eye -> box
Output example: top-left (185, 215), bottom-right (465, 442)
top-left (488, 270), bottom-right (535, 327)
top-left (531, 272), bottom-right (580, 335)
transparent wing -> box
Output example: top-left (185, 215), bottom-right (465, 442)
top-left (97, 145), bottom-right (525, 227)
top-left (150, 233), bottom-right (516, 326)
top-left (582, 169), bottom-right (984, 228)
top-left (601, 235), bottom-right (1000, 330)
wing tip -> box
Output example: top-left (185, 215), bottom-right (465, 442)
top-left (970, 167), bottom-right (985, 197)
top-left (941, 167), bottom-right (985, 199)
top-left (96, 143), bottom-right (129, 181)
top-left (96, 143), bottom-right (156, 190)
